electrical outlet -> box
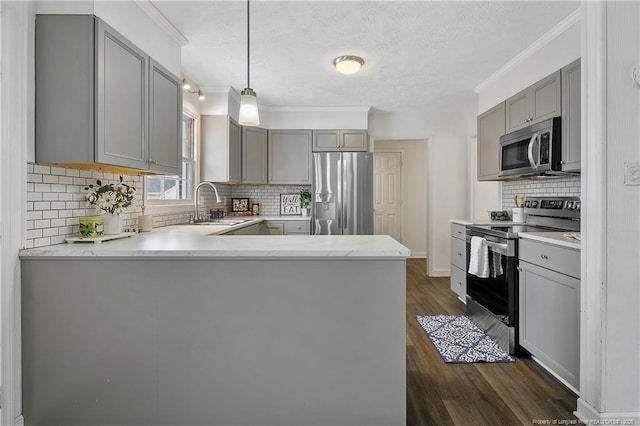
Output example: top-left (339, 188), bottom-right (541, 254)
top-left (624, 162), bottom-right (640, 186)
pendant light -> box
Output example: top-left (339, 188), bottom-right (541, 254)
top-left (239, 0), bottom-right (260, 126)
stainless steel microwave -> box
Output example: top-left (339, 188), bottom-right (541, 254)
top-left (499, 117), bottom-right (562, 178)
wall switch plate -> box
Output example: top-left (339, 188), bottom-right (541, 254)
top-left (624, 162), bottom-right (640, 186)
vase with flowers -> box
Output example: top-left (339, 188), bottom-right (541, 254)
top-left (85, 176), bottom-right (136, 235)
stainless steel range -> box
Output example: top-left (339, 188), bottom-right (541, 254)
top-left (465, 196), bottom-right (580, 354)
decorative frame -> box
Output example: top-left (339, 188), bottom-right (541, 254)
top-left (231, 198), bottom-right (250, 212)
top-left (280, 194), bottom-right (301, 215)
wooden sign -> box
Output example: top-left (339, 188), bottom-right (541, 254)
top-left (280, 194), bottom-right (301, 215)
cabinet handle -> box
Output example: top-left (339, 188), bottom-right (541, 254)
top-left (149, 159), bottom-right (157, 164)
top-left (540, 254), bottom-right (549, 260)
top-left (457, 231), bottom-right (463, 235)
top-left (458, 252), bottom-right (462, 256)
top-left (297, 226), bottom-right (302, 229)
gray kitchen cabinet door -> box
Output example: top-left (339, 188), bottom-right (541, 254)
top-left (477, 102), bottom-right (505, 180)
top-left (519, 260), bottom-right (580, 390)
top-left (242, 126), bottom-right (268, 184)
top-left (35, 15), bottom-right (96, 164)
top-left (505, 92), bottom-right (530, 132)
top-left (201, 116), bottom-right (242, 183)
top-left (561, 59), bottom-right (581, 172)
top-left (229, 119), bottom-right (242, 182)
top-left (505, 71), bottom-right (561, 132)
top-left (265, 221), bottom-right (285, 235)
top-left (313, 130), bottom-right (340, 151)
top-left (341, 130), bottom-right (368, 151)
top-left (149, 59), bottom-right (182, 175)
top-left (95, 18), bottom-right (149, 170)
top-left (268, 130), bottom-right (313, 184)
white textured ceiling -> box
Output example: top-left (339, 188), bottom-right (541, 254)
top-left (152, 1), bottom-right (579, 113)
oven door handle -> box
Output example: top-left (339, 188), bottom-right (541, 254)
top-left (527, 132), bottom-right (539, 170)
top-left (466, 236), bottom-right (509, 253)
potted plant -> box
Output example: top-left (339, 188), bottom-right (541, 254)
top-left (299, 189), bottom-right (311, 217)
top-left (85, 176), bottom-right (136, 235)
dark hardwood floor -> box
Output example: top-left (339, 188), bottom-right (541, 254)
top-left (406, 258), bottom-right (578, 425)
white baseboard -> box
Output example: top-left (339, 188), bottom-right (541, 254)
top-left (409, 252), bottom-right (426, 259)
top-left (13, 415), bottom-right (24, 426)
top-left (575, 399), bottom-right (640, 424)
top-left (428, 268), bottom-right (450, 277)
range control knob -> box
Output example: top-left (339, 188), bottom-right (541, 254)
top-left (567, 201), bottom-right (575, 210)
top-left (575, 202), bottom-right (581, 211)
top-left (531, 201), bottom-right (539, 208)
top-left (525, 200), bottom-right (531, 208)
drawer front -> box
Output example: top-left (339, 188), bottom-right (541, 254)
top-left (450, 223), bottom-right (466, 240)
top-left (450, 265), bottom-right (467, 299)
top-left (450, 237), bottom-right (467, 270)
top-left (519, 239), bottom-right (580, 278)
top-left (285, 220), bottom-right (310, 235)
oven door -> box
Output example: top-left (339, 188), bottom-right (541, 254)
top-left (465, 234), bottom-right (517, 327)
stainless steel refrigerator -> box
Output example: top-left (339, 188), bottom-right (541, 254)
top-left (312, 152), bottom-right (373, 235)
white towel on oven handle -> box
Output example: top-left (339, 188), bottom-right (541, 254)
top-left (490, 251), bottom-right (504, 278)
top-left (468, 236), bottom-right (490, 278)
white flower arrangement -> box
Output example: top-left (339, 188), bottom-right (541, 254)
top-left (85, 176), bottom-right (136, 215)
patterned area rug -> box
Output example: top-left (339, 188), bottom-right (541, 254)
top-left (416, 315), bottom-right (515, 363)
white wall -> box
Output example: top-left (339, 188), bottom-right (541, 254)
top-left (374, 140), bottom-right (428, 258)
top-left (268, 107), bottom-right (368, 130)
top-left (369, 112), bottom-right (468, 276)
top-left (476, 10), bottom-right (581, 113)
top-left (34, 1), bottom-right (182, 76)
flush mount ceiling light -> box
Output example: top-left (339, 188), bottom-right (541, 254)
top-left (334, 55), bottom-right (365, 75)
top-left (239, 0), bottom-right (260, 126)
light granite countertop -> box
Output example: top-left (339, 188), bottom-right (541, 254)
top-left (518, 231), bottom-right (581, 250)
top-left (19, 232), bottom-right (410, 259)
top-left (450, 218), bottom-right (522, 226)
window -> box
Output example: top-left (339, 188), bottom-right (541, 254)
top-left (145, 113), bottom-right (196, 202)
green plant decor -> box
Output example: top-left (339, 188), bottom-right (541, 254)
top-left (299, 189), bottom-right (311, 208)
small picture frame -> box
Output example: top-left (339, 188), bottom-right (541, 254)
top-left (232, 198), bottom-right (250, 212)
top-left (280, 194), bottom-right (301, 215)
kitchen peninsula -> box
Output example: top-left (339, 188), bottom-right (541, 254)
top-left (20, 232), bottom-right (409, 426)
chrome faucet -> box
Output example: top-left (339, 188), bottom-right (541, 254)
top-left (193, 181), bottom-right (222, 222)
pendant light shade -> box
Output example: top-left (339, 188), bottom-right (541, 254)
top-left (239, 0), bottom-right (260, 126)
top-left (239, 88), bottom-right (260, 126)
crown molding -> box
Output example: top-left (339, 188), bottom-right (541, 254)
top-left (474, 8), bottom-right (581, 93)
top-left (134, 0), bottom-right (188, 47)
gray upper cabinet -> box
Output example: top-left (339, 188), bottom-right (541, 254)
top-left (477, 102), bottom-right (505, 181)
top-left (201, 116), bottom-right (242, 183)
top-left (149, 59), bottom-right (182, 175)
top-left (242, 127), bottom-right (268, 184)
top-left (35, 15), bottom-right (181, 173)
top-left (312, 130), bottom-right (368, 152)
top-left (269, 130), bottom-right (312, 184)
top-left (561, 59), bottom-right (581, 172)
top-left (95, 18), bottom-right (148, 170)
top-left (506, 71), bottom-right (561, 132)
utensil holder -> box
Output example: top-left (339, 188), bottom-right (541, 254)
top-left (512, 208), bottom-right (526, 223)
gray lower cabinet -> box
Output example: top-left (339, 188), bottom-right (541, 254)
top-left (518, 238), bottom-right (580, 390)
top-left (242, 127), bottom-right (268, 184)
top-left (505, 71), bottom-right (561, 132)
top-left (201, 116), bottom-right (242, 183)
top-left (561, 59), bottom-right (581, 172)
top-left (226, 222), bottom-right (267, 235)
top-left (312, 130), bottom-right (368, 152)
top-left (262, 220), bottom-right (310, 235)
top-left (35, 15), bottom-right (181, 173)
top-left (477, 103), bottom-right (505, 180)
top-left (449, 223), bottom-right (467, 299)
top-left (268, 130), bottom-right (312, 184)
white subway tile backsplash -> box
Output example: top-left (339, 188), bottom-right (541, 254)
top-left (33, 165), bottom-right (50, 175)
top-left (26, 163), bottom-right (311, 247)
top-left (42, 174), bottom-right (59, 184)
top-left (502, 175), bottom-right (581, 210)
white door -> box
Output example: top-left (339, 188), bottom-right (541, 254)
top-left (374, 152), bottom-right (402, 242)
